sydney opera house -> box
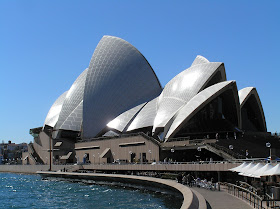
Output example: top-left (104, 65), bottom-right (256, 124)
top-left (26, 36), bottom-right (269, 165)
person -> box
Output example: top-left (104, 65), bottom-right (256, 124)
top-left (182, 174), bottom-right (187, 185)
top-left (187, 173), bottom-right (192, 187)
top-left (177, 173), bottom-right (183, 184)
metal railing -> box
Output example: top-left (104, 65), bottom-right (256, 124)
top-left (221, 182), bottom-right (280, 209)
top-left (207, 143), bottom-right (245, 159)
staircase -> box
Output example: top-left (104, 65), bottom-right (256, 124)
top-left (28, 143), bottom-right (44, 164)
top-left (205, 143), bottom-right (245, 160)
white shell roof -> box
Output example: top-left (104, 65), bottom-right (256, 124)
top-left (83, 35), bottom-right (162, 138)
top-left (165, 80), bottom-right (237, 139)
top-left (60, 100), bottom-right (83, 131)
top-left (107, 102), bottom-right (146, 132)
top-left (238, 87), bottom-right (266, 131)
top-left (55, 68), bottom-right (88, 130)
top-left (44, 91), bottom-right (68, 128)
top-left (239, 87), bottom-right (255, 107)
top-left (153, 61), bottom-right (226, 133)
top-left (191, 55), bottom-right (210, 66)
top-left (127, 97), bottom-right (158, 131)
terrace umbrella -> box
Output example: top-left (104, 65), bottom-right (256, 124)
top-left (261, 164), bottom-right (280, 176)
top-left (238, 162), bottom-right (256, 176)
top-left (251, 163), bottom-right (274, 178)
top-left (229, 162), bottom-right (248, 172)
top-left (242, 163), bottom-right (264, 177)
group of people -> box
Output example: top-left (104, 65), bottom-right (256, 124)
top-left (177, 173), bottom-right (217, 190)
top-left (176, 173), bottom-right (193, 187)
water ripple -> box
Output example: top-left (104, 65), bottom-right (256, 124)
top-left (0, 173), bottom-right (182, 209)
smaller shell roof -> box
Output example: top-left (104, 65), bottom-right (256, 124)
top-left (191, 55), bottom-right (210, 66)
top-left (238, 87), bottom-right (255, 107)
top-left (60, 100), bottom-right (83, 132)
top-left (165, 80), bottom-right (237, 140)
top-left (127, 97), bottom-right (158, 132)
top-left (55, 68), bottom-right (88, 130)
top-left (153, 62), bottom-right (225, 133)
top-left (238, 87), bottom-right (266, 132)
top-left (107, 102), bottom-right (146, 132)
top-left (44, 91), bottom-right (68, 128)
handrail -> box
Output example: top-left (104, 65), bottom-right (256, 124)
top-left (221, 182), bottom-right (280, 209)
top-left (207, 143), bottom-right (245, 159)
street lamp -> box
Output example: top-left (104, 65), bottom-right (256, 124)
top-left (148, 150), bottom-right (152, 163)
top-left (129, 151), bottom-right (132, 163)
top-left (48, 129), bottom-right (52, 171)
top-left (266, 142), bottom-right (271, 161)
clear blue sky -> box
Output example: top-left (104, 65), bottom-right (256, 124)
top-left (1, 1), bottom-right (279, 144)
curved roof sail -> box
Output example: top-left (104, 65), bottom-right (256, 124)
top-left (165, 80), bottom-right (240, 140)
top-left (60, 100), bottom-right (83, 132)
top-left (55, 68), bottom-right (88, 130)
top-left (107, 102), bottom-right (146, 132)
top-left (238, 87), bottom-right (266, 132)
top-left (191, 55), bottom-right (210, 66)
top-left (44, 91), bottom-right (68, 128)
top-left (153, 60), bottom-right (226, 135)
top-left (83, 36), bottom-right (162, 138)
top-left (127, 97), bottom-right (158, 132)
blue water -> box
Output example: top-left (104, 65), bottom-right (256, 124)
top-left (0, 173), bottom-right (182, 209)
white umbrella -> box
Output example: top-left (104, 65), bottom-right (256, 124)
top-left (229, 162), bottom-right (248, 172)
top-left (251, 163), bottom-right (274, 178)
top-left (261, 164), bottom-right (280, 176)
top-left (238, 162), bottom-right (256, 176)
top-left (242, 163), bottom-right (264, 177)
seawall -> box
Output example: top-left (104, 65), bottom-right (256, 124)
top-left (37, 171), bottom-right (207, 209)
top-left (0, 165), bottom-right (80, 174)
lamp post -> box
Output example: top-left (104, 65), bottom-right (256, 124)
top-left (266, 142), bottom-right (271, 162)
top-left (148, 150), bottom-right (152, 163)
top-left (47, 128), bottom-right (59, 171)
top-left (197, 147), bottom-right (201, 161)
top-left (48, 129), bottom-right (52, 171)
top-left (129, 151), bottom-right (132, 163)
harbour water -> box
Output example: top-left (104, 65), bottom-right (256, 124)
top-left (0, 173), bottom-right (182, 209)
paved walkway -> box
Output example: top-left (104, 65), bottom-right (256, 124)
top-left (191, 187), bottom-right (253, 209)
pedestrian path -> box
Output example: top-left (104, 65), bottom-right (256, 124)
top-left (192, 187), bottom-right (253, 209)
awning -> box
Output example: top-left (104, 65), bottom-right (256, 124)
top-left (54, 142), bottom-right (62, 147)
top-left (75, 146), bottom-right (100, 150)
top-left (100, 148), bottom-right (112, 158)
top-left (261, 164), bottom-right (280, 176)
top-left (237, 162), bottom-right (255, 175)
top-left (253, 163), bottom-right (274, 178)
top-left (119, 141), bottom-right (145, 147)
top-left (241, 163), bottom-right (264, 177)
top-left (60, 152), bottom-right (72, 160)
top-left (229, 162), bottom-right (248, 172)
